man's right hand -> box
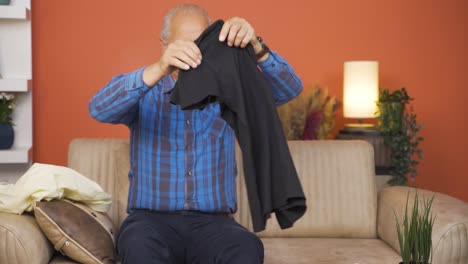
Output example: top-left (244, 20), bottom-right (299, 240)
top-left (143, 40), bottom-right (202, 87)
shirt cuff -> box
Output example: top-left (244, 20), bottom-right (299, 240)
top-left (258, 51), bottom-right (282, 73)
top-left (125, 67), bottom-right (152, 95)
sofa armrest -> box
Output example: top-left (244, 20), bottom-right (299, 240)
top-left (0, 212), bottom-right (54, 264)
top-left (378, 186), bottom-right (468, 264)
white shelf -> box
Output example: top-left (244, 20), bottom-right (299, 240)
top-left (0, 6), bottom-right (29, 20)
top-left (0, 0), bottom-right (32, 179)
top-left (0, 145), bottom-right (31, 163)
top-left (0, 78), bottom-right (31, 92)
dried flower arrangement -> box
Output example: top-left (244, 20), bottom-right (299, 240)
top-left (277, 85), bottom-right (340, 140)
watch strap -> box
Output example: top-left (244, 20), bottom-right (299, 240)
top-left (255, 36), bottom-right (270, 60)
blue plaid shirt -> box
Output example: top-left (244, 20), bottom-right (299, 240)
top-left (89, 51), bottom-right (303, 214)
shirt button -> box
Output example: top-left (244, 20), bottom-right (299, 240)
top-left (186, 145), bottom-right (191, 149)
top-left (186, 120), bottom-right (190, 125)
top-left (187, 171), bottom-right (192, 176)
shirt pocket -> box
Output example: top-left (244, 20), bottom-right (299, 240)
top-left (199, 104), bottom-right (227, 140)
top-left (156, 96), bottom-right (183, 139)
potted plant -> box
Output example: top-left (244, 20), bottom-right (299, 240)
top-left (0, 92), bottom-right (17, 149)
top-left (376, 87), bottom-right (424, 185)
top-left (394, 190), bottom-right (436, 264)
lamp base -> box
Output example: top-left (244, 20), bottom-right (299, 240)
top-left (343, 123), bottom-right (377, 133)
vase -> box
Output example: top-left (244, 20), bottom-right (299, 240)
top-left (0, 0), bottom-right (11, 5)
top-left (0, 123), bottom-right (14, 149)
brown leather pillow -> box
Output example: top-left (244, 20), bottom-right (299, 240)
top-left (34, 199), bottom-right (116, 264)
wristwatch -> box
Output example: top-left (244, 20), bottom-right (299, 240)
top-left (255, 36), bottom-right (270, 60)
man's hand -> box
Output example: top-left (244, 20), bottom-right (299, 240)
top-left (143, 40), bottom-right (202, 86)
top-left (219, 17), bottom-right (268, 62)
top-left (158, 40), bottom-right (202, 74)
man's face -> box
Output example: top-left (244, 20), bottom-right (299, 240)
top-left (161, 11), bottom-right (209, 80)
top-left (162, 11), bottom-right (209, 47)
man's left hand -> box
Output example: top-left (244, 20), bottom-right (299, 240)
top-left (219, 17), bottom-right (262, 53)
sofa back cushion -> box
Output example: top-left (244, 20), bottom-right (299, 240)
top-left (235, 140), bottom-right (378, 238)
top-left (68, 139), bottom-right (377, 238)
top-left (68, 138), bottom-right (130, 233)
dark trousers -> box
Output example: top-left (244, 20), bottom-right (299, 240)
top-left (117, 210), bottom-right (264, 264)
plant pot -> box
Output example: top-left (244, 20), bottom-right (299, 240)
top-left (0, 0), bottom-right (11, 5)
top-left (0, 123), bottom-right (14, 149)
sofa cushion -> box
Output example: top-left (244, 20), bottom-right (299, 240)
top-left (49, 254), bottom-right (79, 263)
top-left (114, 141), bottom-right (131, 229)
top-left (235, 140), bottom-right (378, 238)
top-left (68, 138), bottom-right (130, 233)
top-left (262, 237), bottom-right (401, 264)
top-left (0, 212), bottom-right (54, 264)
top-left (34, 199), bottom-right (116, 264)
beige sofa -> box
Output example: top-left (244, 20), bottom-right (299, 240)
top-left (1, 139), bottom-right (467, 264)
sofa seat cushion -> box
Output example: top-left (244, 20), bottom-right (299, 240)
top-left (49, 254), bottom-right (79, 263)
top-left (49, 254), bottom-right (121, 264)
top-left (262, 238), bottom-right (401, 264)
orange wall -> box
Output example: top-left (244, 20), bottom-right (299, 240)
top-left (32, 0), bottom-right (468, 201)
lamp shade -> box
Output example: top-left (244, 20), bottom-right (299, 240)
top-left (343, 61), bottom-right (379, 118)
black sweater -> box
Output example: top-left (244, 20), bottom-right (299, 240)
top-left (170, 20), bottom-right (306, 232)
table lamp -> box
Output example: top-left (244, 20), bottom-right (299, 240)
top-left (343, 61), bottom-right (379, 131)
top-left (338, 60), bottom-right (391, 175)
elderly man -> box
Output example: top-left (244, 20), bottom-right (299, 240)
top-left (89, 4), bottom-right (303, 264)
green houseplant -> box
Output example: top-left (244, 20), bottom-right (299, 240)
top-left (394, 190), bottom-right (436, 264)
top-left (277, 84), bottom-right (339, 140)
top-left (376, 88), bottom-right (423, 185)
top-left (0, 92), bottom-right (17, 149)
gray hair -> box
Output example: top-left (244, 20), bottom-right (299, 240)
top-left (160, 4), bottom-right (211, 42)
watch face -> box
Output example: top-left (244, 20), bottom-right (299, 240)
top-left (257, 36), bottom-right (264, 44)
top-left (257, 37), bottom-right (267, 49)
